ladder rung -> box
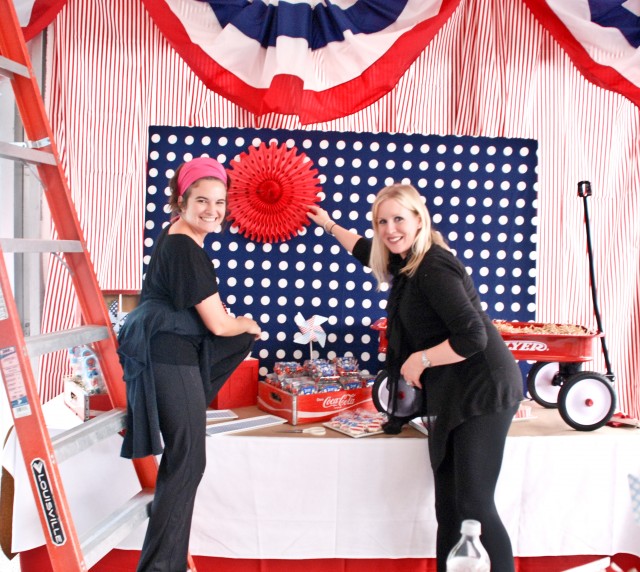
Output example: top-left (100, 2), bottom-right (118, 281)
top-left (25, 325), bottom-right (111, 357)
top-left (0, 140), bottom-right (56, 165)
top-left (0, 54), bottom-right (29, 78)
top-left (0, 238), bottom-right (84, 253)
top-left (52, 408), bottom-right (125, 463)
top-left (80, 489), bottom-right (154, 570)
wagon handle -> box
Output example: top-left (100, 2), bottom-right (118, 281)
top-left (577, 181), bottom-right (615, 382)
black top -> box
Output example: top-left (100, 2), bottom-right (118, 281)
top-left (117, 225), bottom-right (223, 458)
top-left (141, 228), bottom-right (219, 365)
top-left (352, 239), bottom-right (522, 469)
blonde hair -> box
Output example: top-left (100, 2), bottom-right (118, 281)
top-left (369, 183), bottom-right (448, 287)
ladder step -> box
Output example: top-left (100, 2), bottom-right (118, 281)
top-left (0, 54), bottom-right (29, 78)
top-left (0, 238), bottom-right (84, 253)
top-left (80, 489), bottom-right (154, 570)
top-left (52, 408), bottom-right (125, 463)
top-left (25, 325), bottom-right (111, 357)
top-left (0, 140), bottom-right (56, 165)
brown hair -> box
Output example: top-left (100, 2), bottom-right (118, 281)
top-left (167, 163), bottom-right (231, 219)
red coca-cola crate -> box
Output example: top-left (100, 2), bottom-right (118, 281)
top-left (257, 380), bottom-right (376, 425)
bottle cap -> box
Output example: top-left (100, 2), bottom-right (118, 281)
top-left (460, 519), bottom-right (481, 536)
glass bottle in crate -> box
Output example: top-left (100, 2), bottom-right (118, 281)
top-left (446, 519), bottom-right (490, 571)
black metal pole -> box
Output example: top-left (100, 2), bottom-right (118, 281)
top-left (577, 181), bottom-right (614, 381)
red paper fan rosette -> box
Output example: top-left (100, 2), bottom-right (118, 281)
top-left (226, 142), bottom-right (321, 243)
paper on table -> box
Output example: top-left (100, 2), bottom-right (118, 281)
top-left (629, 474), bottom-right (640, 525)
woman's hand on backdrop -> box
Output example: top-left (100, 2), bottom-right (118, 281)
top-left (307, 204), bottom-right (331, 228)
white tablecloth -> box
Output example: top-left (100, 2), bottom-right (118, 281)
top-left (4, 399), bottom-right (640, 559)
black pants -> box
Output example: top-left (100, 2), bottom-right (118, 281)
top-left (137, 334), bottom-right (254, 572)
top-left (433, 405), bottom-right (518, 572)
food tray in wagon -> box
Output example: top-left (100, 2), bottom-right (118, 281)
top-left (493, 320), bottom-right (603, 362)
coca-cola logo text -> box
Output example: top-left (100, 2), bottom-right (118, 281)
top-left (322, 393), bottom-right (357, 409)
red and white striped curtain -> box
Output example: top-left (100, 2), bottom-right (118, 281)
top-left (36, 0), bottom-right (640, 421)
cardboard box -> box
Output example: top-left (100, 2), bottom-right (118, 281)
top-left (64, 377), bottom-right (90, 421)
top-left (210, 358), bottom-right (259, 409)
top-left (102, 291), bottom-right (140, 313)
top-left (63, 376), bottom-right (112, 421)
top-left (257, 380), bottom-right (376, 425)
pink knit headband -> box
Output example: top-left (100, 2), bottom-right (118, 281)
top-left (177, 157), bottom-right (228, 196)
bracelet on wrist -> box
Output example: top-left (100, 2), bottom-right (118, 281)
top-left (323, 220), bottom-right (337, 235)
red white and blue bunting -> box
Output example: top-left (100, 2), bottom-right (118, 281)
top-left (139, 0), bottom-right (462, 123)
top-left (522, 0), bottom-right (640, 108)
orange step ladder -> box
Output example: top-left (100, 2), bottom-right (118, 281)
top-left (0, 1), bottom-right (186, 570)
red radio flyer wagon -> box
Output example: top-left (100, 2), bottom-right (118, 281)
top-left (493, 320), bottom-right (615, 431)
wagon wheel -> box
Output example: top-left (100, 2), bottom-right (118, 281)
top-left (372, 370), bottom-right (421, 423)
top-left (527, 361), bottom-right (582, 408)
top-left (557, 371), bottom-right (616, 431)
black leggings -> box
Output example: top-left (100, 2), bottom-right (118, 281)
top-left (136, 362), bottom-right (207, 572)
top-left (433, 405), bottom-right (518, 572)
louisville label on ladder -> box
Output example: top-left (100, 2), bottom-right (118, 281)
top-left (0, 1), bottom-right (162, 570)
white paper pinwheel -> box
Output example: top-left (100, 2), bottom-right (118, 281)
top-left (294, 312), bottom-right (328, 350)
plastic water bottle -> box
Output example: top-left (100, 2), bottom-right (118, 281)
top-left (446, 519), bottom-right (490, 571)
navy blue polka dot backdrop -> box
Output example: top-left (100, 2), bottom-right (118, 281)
top-left (145, 127), bottom-right (538, 380)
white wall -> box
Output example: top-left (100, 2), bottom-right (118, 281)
top-left (0, 76), bottom-right (18, 572)
top-left (0, 31), bottom-right (46, 527)
top-left (0, 74), bottom-right (17, 458)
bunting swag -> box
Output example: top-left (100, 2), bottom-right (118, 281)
top-left (522, 0), bottom-right (640, 108)
top-left (140, 0), bottom-right (462, 124)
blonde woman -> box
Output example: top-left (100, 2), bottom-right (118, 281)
top-left (308, 183), bottom-right (522, 572)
